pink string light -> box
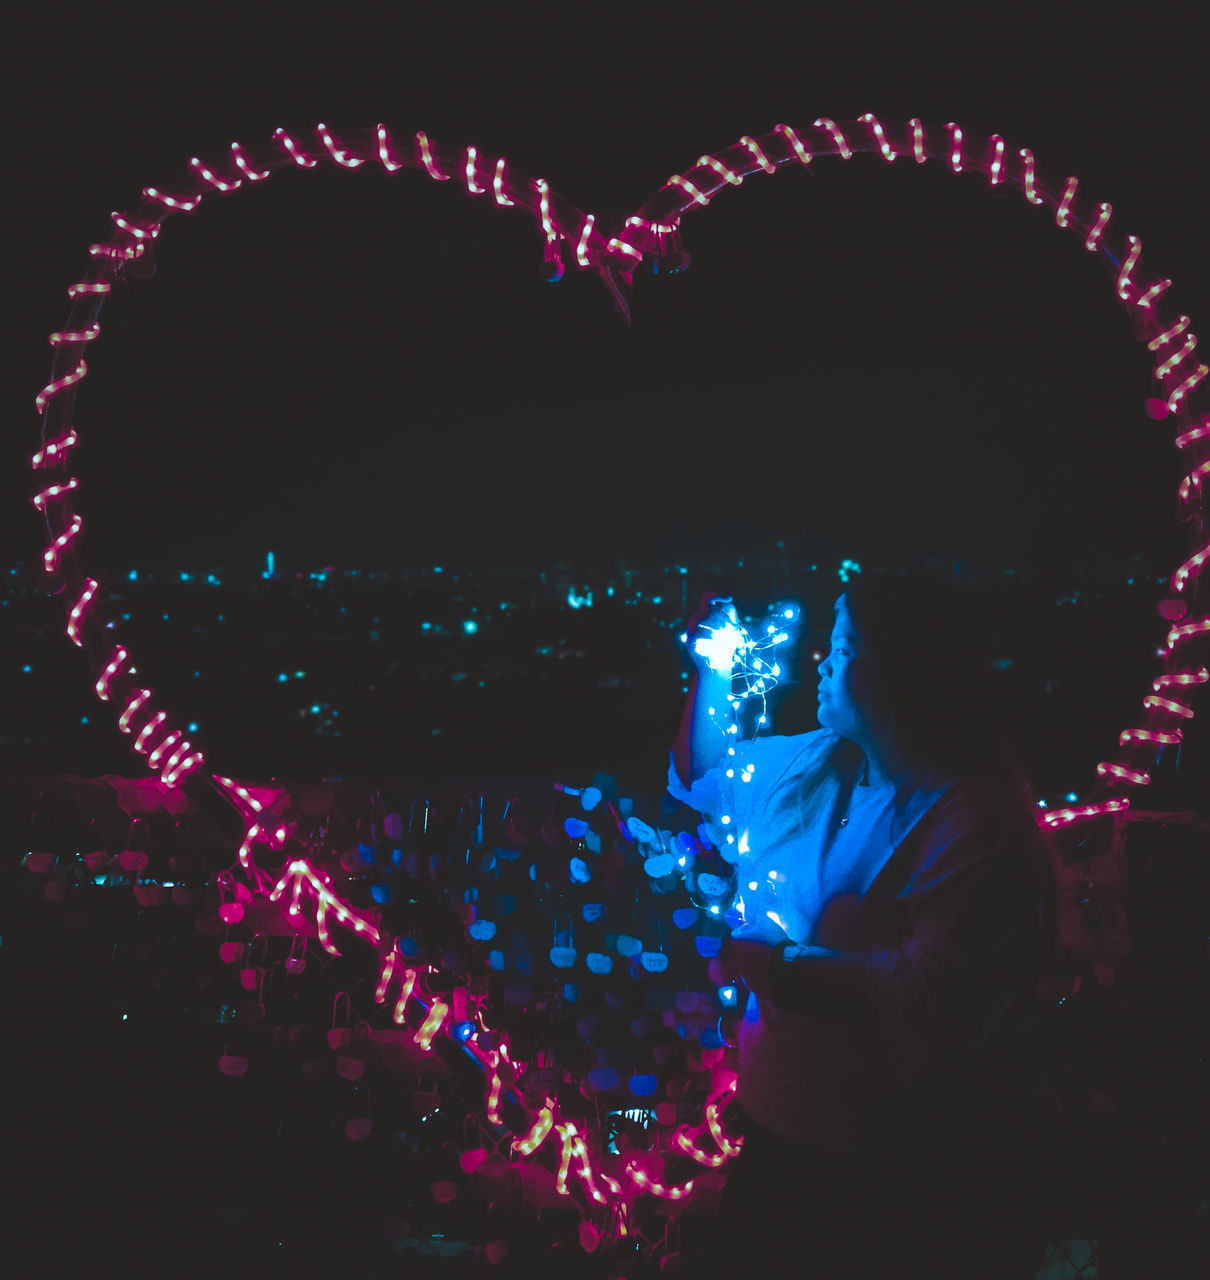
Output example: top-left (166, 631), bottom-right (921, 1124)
top-left (376, 124), bottom-right (402, 172)
top-left (773, 123), bottom-right (813, 165)
top-left (988, 134), bottom-right (1005, 184)
top-left (1117, 236), bottom-right (1142, 301)
top-left (393, 967), bottom-right (419, 1024)
top-left (189, 156), bottom-right (241, 192)
top-left (49, 324), bottom-right (100, 346)
top-left (316, 123), bottom-right (363, 168)
top-left (1084, 201), bottom-right (1112, 252)
top-left (1153, 667), bottom-right (1209, 691)
top-left (1168, 364), bottom-right (1209, 413)
top-left (35, 360), bottom-right (87, 414)
top-left (812, 118), bottom-right (852, 159)
top-left (1019, 149), bottom-right (1044, 204)
top-left (945, 122), bottom-right (963, 173)
top-left (464, 146), bottom-right (485, 194)
top-left (512, 1102), bottom-right (554, 1155)
top-left (1096, 761), bottom-right (1151, 786)
top-left (273, 128), bottom-right (317, 168)
top-left (576, 214), bottom-right (596, 267)
top-left (1165, 617), bottom-right (1210, 653)
top-left (1136, 277), bottom-right (1172, 310)
top-left (117, 689), bottom-right (152, 734)
top-left (415, 131), bottom-right (448, 180)
top-left (143, 186), bottom-right (202, 211)
top-left (414, 999), bottom-right (449, 1051)
top-left (696, 154), bottom-right (742, 186)
top-left (739, 134), bottom-right (776, 174)
top-left (95, 647), bottom-right (128, 701)
top-left (32, 478), bottom-right (78, 510)
top-left (1041, 798), bottom-right (1129, 828)
top-left (1055, 176), bottom-right (1078, 228)
top-left (858, 114), bottom-right (897, 162)
top-left (66, 577), bottom-right (97, 647)
top-left (1155, 334), bottom-right (1197, 381)
top-left (1149, 315), bottom-right (1191, 352)
top-left (43, 513), bottom-right (82, 573)
top-left (133, 710), bottom-right (168, 754)
top-left (230, 142), bottom-right (270, 182)
top-left (626, 1162), bottom-right (694, 1201)
top-left (910, 119), bottom-right (926, 164)
top-left (32, 428), bottom-right (78, 469)
top-left (1143, 693), bottom-right (1196, 717)
top-left (492, 158), bottom-right (514, 206)
top-left (1119, 728), bottom-right (1181, 746)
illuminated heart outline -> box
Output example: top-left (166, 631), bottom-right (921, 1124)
top-left (31, 117), bottom-right (1210, 837)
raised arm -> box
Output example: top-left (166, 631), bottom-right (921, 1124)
top-left (671, 593), bottom-right (739, 790)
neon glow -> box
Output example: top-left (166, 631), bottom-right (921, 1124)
top-left (32, 478), bottom-right (79, 509)
top-left (1019, 149), bottom-right (1044, 204)
top-left (1095, 762), bottom-right (1151, 786)
top-left (66, 578), bottom-right (98, 647)
top-left (1084, 202), bottom-right (1112, 252)
top-left (465, 146), bottom-right (485, 194)
top-left (1143, 694), bottom-right (1196, 718)
top-left (1155, 334), bottom-right (1197, 382)
top-left (95, 647), bottom-right (128, 701)
top-left (1149, 315), bottom-right (1192, 352)
top-left (945, 122), bottom-right (963, 172)
top-left (230, 142), bottom-right (270, 182)
top-left (1055, 177), bottom-right (1078, 228)
top-left (739, 135), bottom-right (776, 174)
top-left (512, 1100), bottom-right (554, 1155)
top-left (910, 118), bottom-right (926, 164)
top-left (49, 324), bottom-right (100, 346)
top-left (273, 128), bottom-right (317, 168)
top-left (414, 999), bottom-right (449, 1051)
top-left (626, 1162), bottom-right (694, 1200)
top-left (1166, 363), bottom-right (1209, 413)
top-left (1172, 538), bottom-right (1210, 590)
top-left (988, 134), bottom-right (1005, 184)
top-left (393, 967), bottom-right (419, 1024)
top-left (812, 118), bottom-right (851, 159)
top-left (143, 187), bottom-right (202, 211)
top-left (118, 689), bottom-right (152, 733)
top-left (1165, 618), bottom-right (1210, 652)
top-left (189, 155), bottom-right (241, 192)
top-left (1117, 236), bottom-right (1142, 301)
top-left (1136, 278), bottom-right (1172, 310)
top-left (697, 154), bottom-right (741, 186)
top-left (774, 123), bottom-right (812, 165)
top-left (492, 158), bottom-right (514, 206)
top-left (1041, 798), bottom-right (1129, 829)
top-left (317, 123), bottom-right (363, 168)
top-left (376, 124), bottom-right (402, 172)
top-left (43, 514), bottom-right (82, 573)
top-left (415, 131), bottom-right (448, 180)
top-left (35, 359), bottom-right (87, 414)
top-left (32, 429), bottom-right (79, 469)
top-left (858, 114), bottom-right (897, 162)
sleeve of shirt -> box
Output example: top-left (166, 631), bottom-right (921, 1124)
top-left (861, 780), bottom-right (1046, 1082)
top-left (666, 731), bottom-right (830, 858)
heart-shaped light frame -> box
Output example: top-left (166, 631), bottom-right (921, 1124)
top-left (32, 116), bottom-right (1209, 842)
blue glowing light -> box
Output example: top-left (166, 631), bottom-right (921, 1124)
top-left (718, 985), bottom-right (738, 1007)
top-left (370, 883), bottom-right (391, 904)
top-left (278, 672), bottom-right (288, 682)
top-left (128, 570), bottom-right (138, 581)
top-left (452, 1020), bottom-right (475, 1043)
top-left (1065, 792), bottom-right (1078, 803)
top-left (311, 704), bottom-right (321, 714)
top-left (80, 716), bottom-right (89, 725)
top-left (180, 572), bottom-right (191, 582)
top-left (462, 620), bottom-right (478, 634)
top-left (187, 722), bottom-right (198, 733)
top-left (21, 664), bottom-right (32, 673)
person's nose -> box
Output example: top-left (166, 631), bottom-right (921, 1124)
top-left (818, 654), bottom-right (830, 680)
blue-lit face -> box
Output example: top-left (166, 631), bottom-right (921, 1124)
top-left (816, 595), bottom-right (881, 746)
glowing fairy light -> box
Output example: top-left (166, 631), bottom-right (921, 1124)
top-left (1019, 148), bottom-right (1044, 204)
top-left (576, 213), bottom-right (596, 267)
top-left (1096, 762), bottom-right (1151, 786)
top-left (492, 158), bottom-right (514, 206)
top-left (32, 478), bottom-right (79, 509)
top-left (95, 647), bottom-right (128, 701)
top-left (697, 154), bottom-right (742, 186)
top-left (66, 281), bottom-right (109, 300)
top-left (1172, 539), bottom-right (1210, 592)
top-left (812, 118), bottom-right (851, 158)
top-left (1117, 236), bottom-right (1142, 301)
top-left (465, 146), bottom-right (485, 194)
top-left (1152, 668), bottom-right (1209, 692)
top-left (1055, 177), bottom-right (1078, 228)
top-left (43, 514), bottom-right (82, 573)
top-left (133, 710), bottom-right (167, 753)
top-left (376, 123), bottom-right (402, 172)
top-left (1168, 364), bottom-right (1209, 413)
top-left (147, 730), bottom-right (182, 770)
top-left (32, 428), bottom-right (78, 469)
top-left (1148, 315), bottom-right (1191, 352)
top-left (704, 1098), bottom-right (743, 1158)
top-left (414, 1000), bottom-right (449, 1051)
top-left (273, 128), bottom-right (317, 167)
top-left (415, 131), bottom-right (448, 179)
top-left (773, 123), bottom-right (812, 165)
top-left (626, 1162), bottom-right (694, 1200)
top-left (1156, 335), bottom-right (1198, 382)
top-left (910, 118), bottom-right (926, 164)
top-left (143, 186), bottom-right (202, 211)
top-left (48, 324), bottom-right (100, 346)
top-left (675, 1128), bottom-right (725, 1167)
top-left (1143, 694), bottom-right (1196, 718)
top-left (317, 123), bottom-right (363, 167)
top-left (230, 142), bottom-right (270, 181)
top-left (1136, 278), bottom-right (1172, 310)
top-left (1165, 618), bottom-right (1210, 652)
top-left (858, 114), bottom-right (897, 162)
top-left (739, 135), bottom-right (776, 173)
top-left (189, 155), bottom-right (241, 192)
top-left (1119, 728), bottom-right (1181, 746)
top-left (36, 360), bottom-right (87, 414)
top-left (535, 178), bottom-right (555, 238)
top-left (666, 173), bottom-right (710, 206)
top-left (89, 242), bottom-right (143, 261)
top-left (945, 122), bottom-right (963, 172)
top-left (66, 578), bottom-right (98, 647)
top-left (1084, 202), bottom-right (1112, 252)
top-left (1040, 798), bottom-right (1129, 829)
top-left (374, 950), bottom-right (397, 1002)
top-left (988, 134), bottom-right (1005, 184)
top-left (118, 689), bottom-right (150, 733)
top-left (393, 967), bottom-right (419, 1024)
top-left (512, 1100), bottom-right (554, 1155)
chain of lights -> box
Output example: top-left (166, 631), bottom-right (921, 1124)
top-left (204, 772), bottom-right (745, 1239)
top-left (31, 118), bottom-right (1208, 837)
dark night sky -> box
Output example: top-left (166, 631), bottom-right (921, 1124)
top-left (8, 8), bottom-right (1208, 581)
